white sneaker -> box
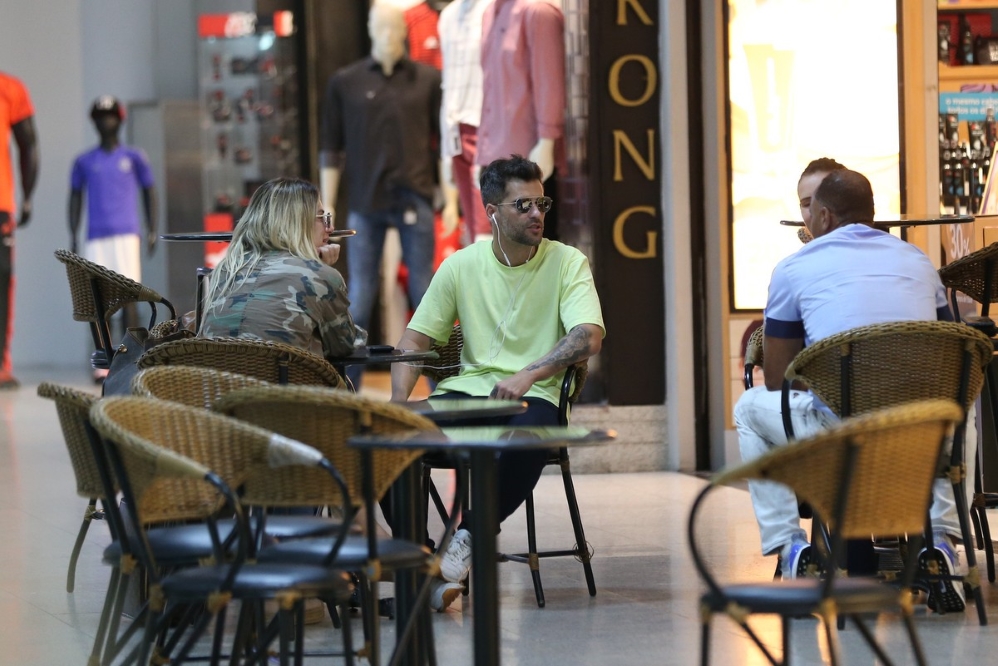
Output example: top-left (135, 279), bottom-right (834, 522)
top-left (429, 578), bottom-right (463, 612)
top-left (439, 529), bottom-right (472, 583)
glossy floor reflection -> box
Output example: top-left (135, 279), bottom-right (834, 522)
top-left (4, 366), bottom-right (998, 664)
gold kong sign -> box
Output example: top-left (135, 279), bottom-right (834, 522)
top-left (591, 0), bottom-right (664, 404)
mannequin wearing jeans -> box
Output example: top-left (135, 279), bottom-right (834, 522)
top-left (319, 3), bottom-right (455, 388)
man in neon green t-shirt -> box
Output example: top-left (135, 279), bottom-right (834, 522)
top-left (391, 154), bottom-right (605, 610)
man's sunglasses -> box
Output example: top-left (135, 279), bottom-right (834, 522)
top-left (495, 196), bottom-right (554, 214)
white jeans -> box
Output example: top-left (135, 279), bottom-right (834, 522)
top-left (734, 386), bottom-right (975, 556)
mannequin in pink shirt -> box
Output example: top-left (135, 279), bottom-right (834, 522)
top-left (476, 0), bottom-right (565, 238)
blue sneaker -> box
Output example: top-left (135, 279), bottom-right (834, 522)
top-left (780, 538), bottom-right (813, 580)
top-left (918, 534), bottom-right (966, 613)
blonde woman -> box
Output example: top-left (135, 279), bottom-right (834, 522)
top-left (200, 177), bottom-right (364, 358)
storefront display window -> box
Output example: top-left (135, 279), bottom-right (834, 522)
top-left (726, 0), bottom-right (901, 310)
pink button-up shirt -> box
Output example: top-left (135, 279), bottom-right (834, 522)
top-left (476, 0), bottom-right (565, 167)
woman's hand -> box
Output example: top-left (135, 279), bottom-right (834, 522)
top-left (318, 242), bottom-right (341, 266)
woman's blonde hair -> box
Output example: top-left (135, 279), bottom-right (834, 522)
top-left (199, 177), bottom-right (320, 332)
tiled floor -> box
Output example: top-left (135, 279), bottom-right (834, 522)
top-left (4, 365), bottom-right (998, 664)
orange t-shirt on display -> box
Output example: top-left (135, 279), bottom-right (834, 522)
top-left (0, 72), bottom-right (34, 215)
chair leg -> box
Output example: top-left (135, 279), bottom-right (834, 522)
top-left (901, 608), bottom-right (928, 666)
top-left (560, 451), bottom-right (596, 597)
top-left (975, 499), bottom-right (996, 583)
top-left (952, 475), bottom-right (989, 625)
top-left (700, 614), bottom-right (711, 666)
top-left (821, 612), bottom-right (843, 666)
top-left (89, 566), bottom-right (119, 666)
top-left (781, 615), bottom-right (790, 665)
top-left (524, 492), bottom-right (545, 608)
top-left (849, 615), bottom-right (894, 665)
top-left (67, 499), bottom-right (100, 593)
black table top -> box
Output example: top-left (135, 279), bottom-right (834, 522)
top-left (326, 347), bottom-right (439, 367)
top-left (402, 398), bottom-right (528, 423)
top-left (161, 229), bottom-right (357, 242)
top-left (348, 425), bottom-right (616, 451)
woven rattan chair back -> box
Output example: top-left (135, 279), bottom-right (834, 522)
top-left (785, 320), bottom-right (992, 417)
top-left (797, 227), bottom-right (813, 244)
top-left (89, 396), bottom-right (282, 525)
top-left (214, 385), bottom-right (435, 509)
top-left (714, 399), bottom-right (962, 539)
top-left (938, 241), bottom-right (998, 308)
top-left (131, 365), bottom-right (271, 410)
top-left (742, 325), bottom-right (764, 390)
top-left (55, 249), bottom-right (175, 324)
top-left (37, 383), bottom-right (104, 497)
top-left (136, 337), bottom-right (345, 388)
top-left (422, 324), bottom-right (464, 383)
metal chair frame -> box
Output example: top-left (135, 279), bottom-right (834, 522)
top-left (87, 396), bottom-right (356, 666)
top-left (55, 249), bottom-right (176, 369)
top-left (692, 400), bottom-right (963, 666)
top-left (779, 320), bottom-right (993, 625)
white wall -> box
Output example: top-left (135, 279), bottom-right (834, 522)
top-left (0, 0), bottom-right (198, 372)
top-left (1, 0), bottom-right (90, 371)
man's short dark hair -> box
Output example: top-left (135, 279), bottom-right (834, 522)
top-left (801, 157), bottom-right (846, 179)
top-left (811, 169), bottom-right (875, 224)
top-left (479, 154), bottom-right (543, 207)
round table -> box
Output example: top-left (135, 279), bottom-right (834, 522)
top-left (348, 425), bottom-right (616, 666)
top-left (160, 229), bottom-right (357, 242)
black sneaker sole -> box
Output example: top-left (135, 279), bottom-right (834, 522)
top-left (917, 548), bottom-right (965, 614)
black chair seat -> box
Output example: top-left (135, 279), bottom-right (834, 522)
top-left (260, 515), bottom-right (348, 540)
top-left (702, 578), bottom-right (903, 618)
top-left (258, 535), bottom-right (429, 570)
top-left (160, 563), bottom-right (353, 602)
top-left (103, 522), bottom-right (238, 566)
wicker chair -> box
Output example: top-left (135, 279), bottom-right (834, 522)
top-left (131, 365), bottom-right (270, 410)
top-left (54, 249), bottom-right (177, 370)
top-left (421, 323), bottom-right (593, 607)
top-left (88, 396), bottom-right (354, 666)
top-left (136, 336), bottom-right (346, 388)
top-left (692, 399), bottom-right (964, 666)
top-left (939, 241), bottom-right (998, 582)
top-left (743, 324), bottom-right (764, 390)
top-left (781, 319), bottom-right (993, 625)
top-left (213, 385), bottom-right (446, 666)
top-left (36, 383), bottom-right (105, 596)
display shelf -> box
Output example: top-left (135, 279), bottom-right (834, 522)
top-left (939, 1), bottom-right (998, 10)
top-left (939, 63), bottom-right (998, 85)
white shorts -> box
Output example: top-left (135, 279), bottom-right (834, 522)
top-left (86, 234), bottom-right (141, 282)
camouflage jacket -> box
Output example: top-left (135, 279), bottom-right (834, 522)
top-left (200, 251), bottom-right (362, 358)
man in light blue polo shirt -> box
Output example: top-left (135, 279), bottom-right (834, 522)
top-left (735, 169), bottom-right (968, 613)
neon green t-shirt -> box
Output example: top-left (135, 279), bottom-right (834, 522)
top-left (408, 239), bottom-right (605, 407)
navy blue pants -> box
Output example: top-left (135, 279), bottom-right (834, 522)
top-left (381, 393), bottom-right (558, 547)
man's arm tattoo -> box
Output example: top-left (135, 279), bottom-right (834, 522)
top-left (525, 326), bottom-right (592, 372)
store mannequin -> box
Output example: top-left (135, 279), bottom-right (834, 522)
top-left (439, 0), bottom-right (492, 242)
top-left (0, 71), bottom-right (39, 390)
top-left (477, 0), bottom-right (565, 238)
top-left (320, 2), bottom-right (447, 388)
top-left (69, 96), bottom-right (156, 380)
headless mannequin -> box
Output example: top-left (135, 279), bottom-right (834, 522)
top-left (476, 0), bottom-right (564, 238)
top-left (69, 112), bottom-right (157, 257)
top-left (321, 4), bottom-right (457, 230)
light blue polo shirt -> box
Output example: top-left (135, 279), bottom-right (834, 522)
top-left (764, 223), bottom-right (951, 346)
